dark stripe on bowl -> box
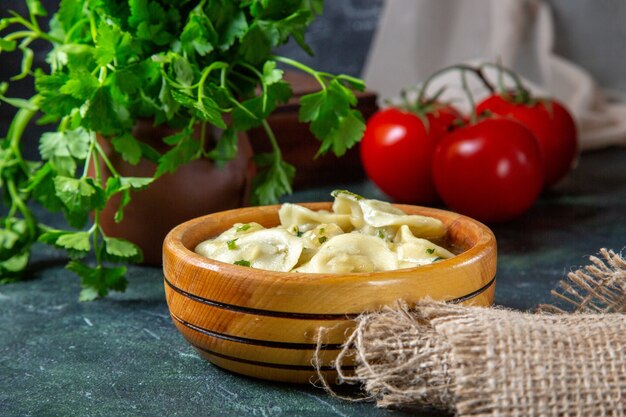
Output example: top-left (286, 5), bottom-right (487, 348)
top-left (171, 311), bottom-right (345, 350)
top-left (449, 275), bottom-right (496, 304)
top-left (164, 275), bottom-right (496, 320)
top-left (191, 342), bottom-right (355, 372)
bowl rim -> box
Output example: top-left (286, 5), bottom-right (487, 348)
top-left (163, 202), bottom-right (496, 284)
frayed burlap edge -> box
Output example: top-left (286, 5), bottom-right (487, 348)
top-left (539, 248), bottom-right (626, 314)
top-left (315, 248), bottom-right (626, 416)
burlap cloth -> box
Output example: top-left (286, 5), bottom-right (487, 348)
top-left (318, 248), bottom-right (626, 416)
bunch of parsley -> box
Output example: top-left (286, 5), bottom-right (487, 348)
top-left (0, 0), bottom-right (365, 300)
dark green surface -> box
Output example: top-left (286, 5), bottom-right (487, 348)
top-left (1, 147), bottom-right (625, 416)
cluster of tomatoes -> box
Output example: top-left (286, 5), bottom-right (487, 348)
top-left (360, 67), bottom-right (578, 223)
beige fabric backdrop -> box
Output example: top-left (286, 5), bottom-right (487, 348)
top-left (363, 0), bottom-right (626, 150)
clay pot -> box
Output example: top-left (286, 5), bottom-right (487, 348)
top-left (96, 119), bottom-right (255, 265)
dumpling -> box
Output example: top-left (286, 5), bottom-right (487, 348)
top-left (300, 223), bottom-right (344, 250)
top-left (195, 228), bottom-right (303, 272)
top-left (394, 225), bottom-right (454, 267)
top-left (331, 189), bottom-right (366, 229)
top-left (296, 233), bottom-right (398, 273)
top-left (359, 198), bottom-right (445, 239)
top-left (295, 223), bottom-right (345, 267)
top-left (204, 222), bottom-right (265, 243)
top-left (331, 190), bottom-right (445, 239)
top-left (279, 203), bottom-right (352, 232)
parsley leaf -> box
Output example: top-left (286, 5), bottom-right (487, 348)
top-left (67, 261), bottom-right (128, 301)
top-left (111, 133), bottom-right (142, 165)
top-left (39, 128), bottom-right (91, 161)
top-left (299, 79), bottom-right (365, 157)
top-left (236, 224), bottom-right (251, 232)
top-left (105, 176), bottom-right (153, 222)
top-left (103, 236), bottom-right (143, 263)
top-left (53, 176), bottom-right (106, 228)
top-left (155, 130), bottom-right (200, 177)
top-left (180, 6), bottom-right (217, 56)
top-left (207, 128), bottom-right (239, 166)
top-left (83, 87), bottom-right (131, 136)
top-left (251, 152), bottom-right (295, 205)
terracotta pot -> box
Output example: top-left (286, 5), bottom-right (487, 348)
top-left (96, 119), bottom-right (255, 265)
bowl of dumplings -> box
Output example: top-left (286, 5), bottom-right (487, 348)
top-left (163, 190), bottom-right (497, 383)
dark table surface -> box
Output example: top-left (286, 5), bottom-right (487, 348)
top-left (1, 146), bottom-right (625, 417)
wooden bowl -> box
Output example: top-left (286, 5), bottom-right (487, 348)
top-left (163, 203), bottom-right (497, 383)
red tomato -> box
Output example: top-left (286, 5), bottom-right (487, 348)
top-left (432, 117), bottom-right (543, 223)
top-left (476, 94), bottom-right (578, 187)
top-left (360, 106), bottom-right (459, 204)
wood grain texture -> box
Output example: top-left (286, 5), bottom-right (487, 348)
top-left (163, 203), bottom-right (497, 383)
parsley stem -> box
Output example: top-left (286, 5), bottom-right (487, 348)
top-left (82, 134), bottom-right (96, 178)
top-left (98, 66), bottom-right (107, 84)
top-left (88, 12), bottom-right (98, 41)
top-left (273, 56), bottom-right (326, 90)
top-left (6, 103), bottom-right (37, 175)
top-left (230, 70), bottom-right (257, 85)
top-left (7, 12), bottom-right (36, 32)
top-left (239, 62), bottom-right (268, 112)
top-left (261, 119), bottom-right (282, 161)
top-left (220, 67), bottom-right (227, 88)
top-left (93, 211), bottom-right (102, 265)
top-left (6, 180), bottom-right (36, 239)
top-left (59, 117), bottom-right (69, 132)
top-left (94, 140), bottom-right (120, 177)
top-left (64, 18), bottom-right (89, 43)
top-left (4, 31), bottom-right (33, 41)
top-left (34, 31), bottom-right (62, 45)
top-left (228, 97), bottom-right (257, 120)
top-left (197, 61), bottom-right (228, 98)
top-left (5, 11), bottom-right (62, 44)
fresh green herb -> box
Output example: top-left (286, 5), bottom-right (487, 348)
top-left (234, 260), bottom-right (251, 267)
top-left (426, 248), bottom-right (435, 255)
top-left (292, 226), bottom-right (303, 237)
top-left (236, 224), bottom-right (251, 233)
top-left (0, 0), bottom-right (365, 299)
top-left (318, 236), bottom-right (328, 244)
top-left (319, 227), bottom-right (325, 234)
top-left (377, 230), bottom-right (385, 239)
top-left (432, 257), bottom-right (444, 263)
top-left (226, 239), bottom-right (238, 250)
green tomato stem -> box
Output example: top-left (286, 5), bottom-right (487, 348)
top-left (479, 62), bottom-right (529, 96)
top-left (417, 63), bottom-right (494, 105)
top-left (461, 69), bottom-right (477, 125)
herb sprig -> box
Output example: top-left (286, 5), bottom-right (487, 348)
top-left (0, 0), bottom-right (365, 299)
